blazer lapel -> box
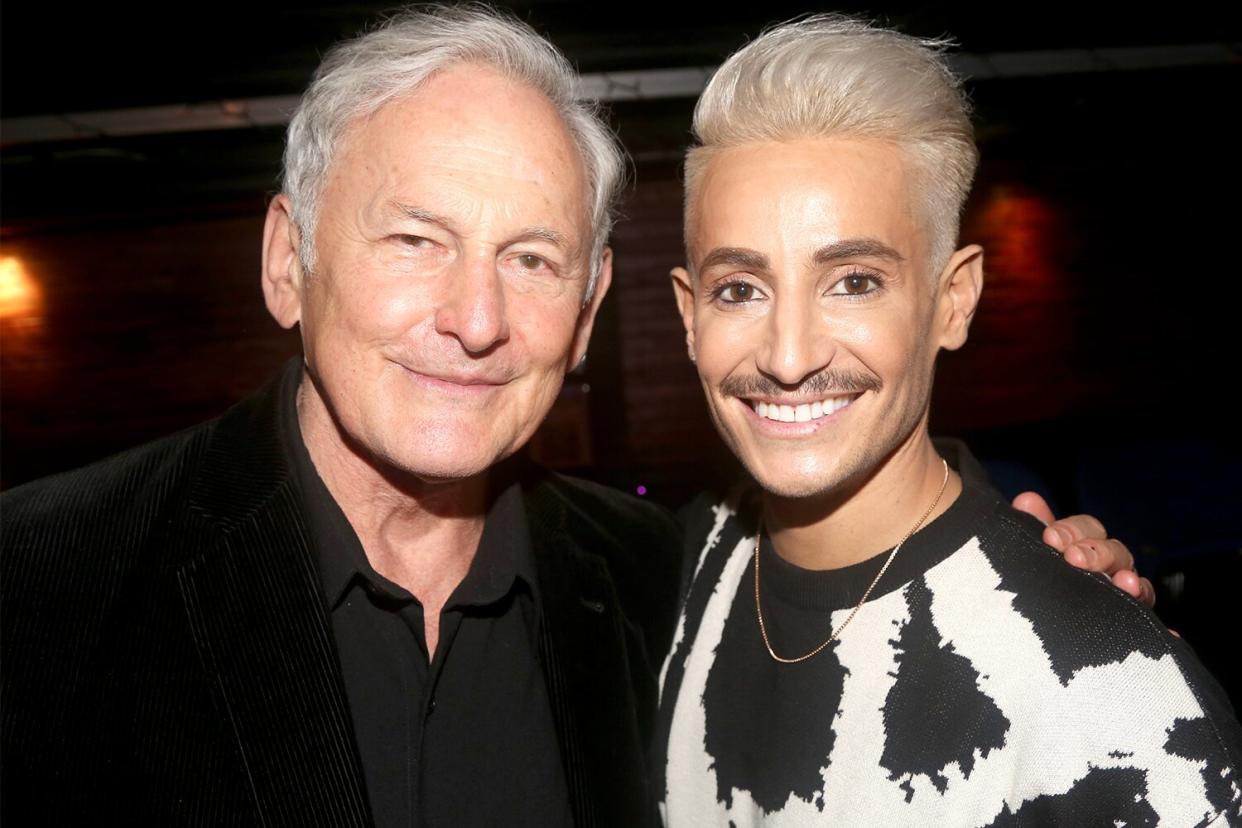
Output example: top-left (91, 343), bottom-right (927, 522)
top-left (175, 367), bottom-right (371, 827)
top-left (524, 472), bottom-right (655, 828)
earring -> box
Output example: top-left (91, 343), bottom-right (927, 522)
top-left (686, 337), bottom-right (696, 363)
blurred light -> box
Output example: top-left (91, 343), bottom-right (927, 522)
top-left (0, 256), bottom-right (42, 319)
top-left (973, 187), bottom-right (1057, 284)
top-left (636, 485), bottom-right (648, 496)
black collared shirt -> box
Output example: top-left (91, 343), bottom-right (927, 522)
top-left (279, 369), bottom-right (572, 827)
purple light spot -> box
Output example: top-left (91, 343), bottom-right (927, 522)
top-left (636, 485), bottom-right (648, 496)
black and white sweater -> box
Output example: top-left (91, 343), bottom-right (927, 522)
top-left (658, 481), bottom-right (1242, 826)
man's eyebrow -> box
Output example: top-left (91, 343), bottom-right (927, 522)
top-left (390, 204), bottom-right (568, 250)
top-left (813, 238), bottom-right (905, 264)
top-left (698, 247), bottom-right (770, 272)
top-left (392, 203), bottom-right (454, 228)
top-left (509, 226), bottom-right (567, 248)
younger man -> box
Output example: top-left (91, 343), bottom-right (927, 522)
top-left (659, 15), bottom-right (1241, 826)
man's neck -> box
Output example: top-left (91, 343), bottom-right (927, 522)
top-left (296, 376), bottom-right (488, 655)
top-left (763, 431), bottom-right (961, 571)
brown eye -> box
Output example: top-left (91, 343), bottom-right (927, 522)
top-left (831, 272), bottom-right (881, 297)
top-left (723, 282), bottom-right (754, 302)
top-left (844, 275), bottom-right (871, 293)
top-left (517, 254), bottom-right (545, 270)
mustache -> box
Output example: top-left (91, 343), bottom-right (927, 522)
top-left (719, 368), bottom-right (882, 399)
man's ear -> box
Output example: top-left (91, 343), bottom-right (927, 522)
top-left (569, 247), bottom-right (613, 369)
top-left (262, 194), bottom-right (306, 330)
top-left (670, 265), bottom-right (696, 352)
top-left (936, 244), bottom-right (984, 352)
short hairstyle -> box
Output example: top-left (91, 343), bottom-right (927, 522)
top-left (282, 4), bottom-right (624, 295)
top-left (685, 14), bottom-right (978, 272)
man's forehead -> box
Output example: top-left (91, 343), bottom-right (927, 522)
top-left (346, 70), bottom-right (578, 174)
top-left (686, 138), bottom-right (924, 267)
top-left (326, 67), bottom-right (593, 246)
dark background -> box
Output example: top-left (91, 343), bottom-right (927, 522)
top-left (3, 3), bottom-right (1240, 699)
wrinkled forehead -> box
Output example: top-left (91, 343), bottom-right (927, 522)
top-left (328, 65), bottom-right (595, 241)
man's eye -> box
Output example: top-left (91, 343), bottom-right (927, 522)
top-left (397, 234), bottom-right (434, 248)
top-left (516, 254), bottom-right (546, 270)
top-left (716, 281), bottom-right (758, 303)
top-left (831, 272), bottom-right (881, 296)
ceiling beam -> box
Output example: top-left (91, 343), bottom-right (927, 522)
top-left (3, 43), bottom-right (1236, 147)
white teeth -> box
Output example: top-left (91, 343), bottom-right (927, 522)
top-left (750, 394), bottom-right (857, 422)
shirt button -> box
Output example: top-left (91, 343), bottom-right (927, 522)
top-left (428, 698), bottom-right (437, 714)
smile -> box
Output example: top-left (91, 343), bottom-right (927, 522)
top-left (748, 395), bottom-right (857, 423)
top-left (398, 363), bottom-right (512, 397)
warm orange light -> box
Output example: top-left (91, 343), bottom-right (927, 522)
top-left (969, 186), bottom-right (1061, 287)
top-left (0, 255), bottom-right (43, 319)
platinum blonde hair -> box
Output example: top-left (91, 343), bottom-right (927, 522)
top-left (685, 14), bottom-right (977, 272)
top-left (282, 4), bottom-right (624, 295)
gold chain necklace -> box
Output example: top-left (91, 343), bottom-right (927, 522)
top-left (754, 458), bottom-right (950, 664)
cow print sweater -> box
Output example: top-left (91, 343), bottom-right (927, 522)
top-left (658, 480), bottom-right (1242, 827)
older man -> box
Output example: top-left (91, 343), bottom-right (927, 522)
top-left (2, 6), bottom-right (1143, 828)
top-left (1, 8), bottom-right (679, 827)
top-left (658, 15), bottom-right (1241, 826)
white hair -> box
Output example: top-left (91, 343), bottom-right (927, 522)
top-left (686, 14), bottom-right (978, 272)
top-left (282, 3), bottom-right (624, 295)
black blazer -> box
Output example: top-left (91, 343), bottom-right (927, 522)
top-left (2, 369), bottom-right (683, 827)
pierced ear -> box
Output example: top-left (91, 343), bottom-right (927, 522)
top-left (261, 194), bottom-right (306, 330)
top-left (569, 247), bottom-right (613, 369)
top-left (936, 244), bottom-right (984, 352)
top-left (670, 266), bottom-right (696, 350)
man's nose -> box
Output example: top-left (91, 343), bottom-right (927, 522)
top-left (434, 255), bottom-right (510, 354)
top-left (756, 293), bottom-right (834, 386)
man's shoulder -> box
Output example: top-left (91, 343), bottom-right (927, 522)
top-left (2, 370), bottom-right (290, 580)
top-left (940, 492), bottom-right (1242, 775)
top-left (2, 419), bottom-right (217, 550)
top-left (0, 418), bottom-right (225, 723)
top-left (949, 491), bottom-right (1185, 673)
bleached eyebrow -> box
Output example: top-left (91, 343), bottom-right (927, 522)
top-left (812, 238), bottom-right (904, 264)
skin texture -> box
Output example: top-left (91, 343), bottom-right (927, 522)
top-left (261, 64), bottom-right (611, 653)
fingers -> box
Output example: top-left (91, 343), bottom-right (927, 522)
top-left (1058, 537), bottom-right (1136, 577)
top-left (1044, 514), bottom-right (1108, 549)
top-left (1109, 570), bottom-right (1156, 607)
top-left (1138, 577), bottom-right (1156, 609)
top-left (1011, 491), bottom-right (1055, 526)
top-left (1013, 499), bottom-right (1152, 608)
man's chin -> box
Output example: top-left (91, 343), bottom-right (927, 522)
top-left (749, 473), bottom-right (849, 502)
top-left (364, 434), bottom-right (513, 488)
top-left (731, 441), bottom-right (869, 503)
